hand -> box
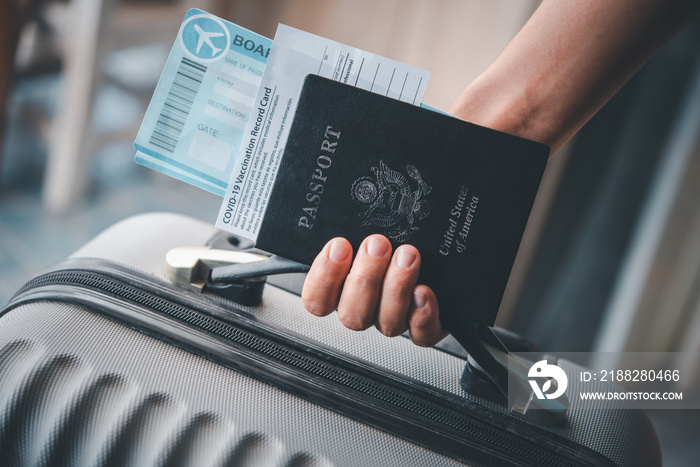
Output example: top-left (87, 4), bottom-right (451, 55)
top-left (301, 234), bottom-right (447, 346)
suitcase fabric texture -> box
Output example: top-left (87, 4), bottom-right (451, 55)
top-left (1, 212), bottom-right (661, 466)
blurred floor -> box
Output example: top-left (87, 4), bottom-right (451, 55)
top-left (0, 176), bottom-right (220, 305)
top-left (0, 56), bottom-right (220, 305)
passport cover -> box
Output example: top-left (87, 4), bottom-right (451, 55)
top-left (256, 74), bottom-right (549, 327)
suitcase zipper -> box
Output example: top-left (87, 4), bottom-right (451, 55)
top-left (6, 261), bottom-right (613, 467)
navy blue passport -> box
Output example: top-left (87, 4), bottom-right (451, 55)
top-left (256, 74), bottom-right (549, 327)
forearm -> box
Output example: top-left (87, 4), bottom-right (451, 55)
top-left (450, 0), bottom-right (700, 154)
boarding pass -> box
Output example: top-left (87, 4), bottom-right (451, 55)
top-left (134, 10), bottom-right (429, 237)
top-left (134, 9), bottom-right (272, 196)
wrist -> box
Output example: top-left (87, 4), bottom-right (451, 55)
top-left (449, 71), bottom-right (559, 154)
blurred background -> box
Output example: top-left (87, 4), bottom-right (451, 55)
top-left (1, 0), bottom-right (699, 464)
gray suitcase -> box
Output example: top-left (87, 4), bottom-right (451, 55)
top-left (1, 212), bottom-right (661, 466)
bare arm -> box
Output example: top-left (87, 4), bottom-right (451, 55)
top-left (451, 0), bottom-right (700, 154)
top-left (301, 0), bottom-right (700, 346)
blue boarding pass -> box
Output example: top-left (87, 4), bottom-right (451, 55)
top-left (136, 9), bottom-right (434, 203)
top-left (134, 9), bottom-right (272, 196)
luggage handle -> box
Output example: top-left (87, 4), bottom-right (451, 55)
top-left (164, 244), bottom-right (567, 425)
top-left (164, 246), bottom-right (309, 305)
top-left (451, 321), bottom-right (568, 426)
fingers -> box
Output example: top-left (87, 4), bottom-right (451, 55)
top-left (301, 238), bottom-right (353, 317)
top-left (408, 285), bottom-right (448, 347)
top-left (375, 244), bottom-right (421, 336)
top-left (337, 235), bottom-right (393, 330)
top-left (302, 235), bottom-right (448, 348)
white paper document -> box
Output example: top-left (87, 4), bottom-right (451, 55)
top-left (215, 24), bottom-right (430, 241)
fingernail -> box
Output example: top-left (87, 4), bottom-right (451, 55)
top-left (413, 291), bottom-right (427, 308)
top-left (328, 240), bottom-right (350, 263)
top-left (367, 237), bottom-right (389, 257)
top-left (395, 248), bottom-right (417, 269)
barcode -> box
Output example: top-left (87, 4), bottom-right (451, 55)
top-left (149, 57), bottom-right (206, 153)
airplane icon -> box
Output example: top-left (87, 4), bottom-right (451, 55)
top-left (194, 24), bottom-right (225, 56)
